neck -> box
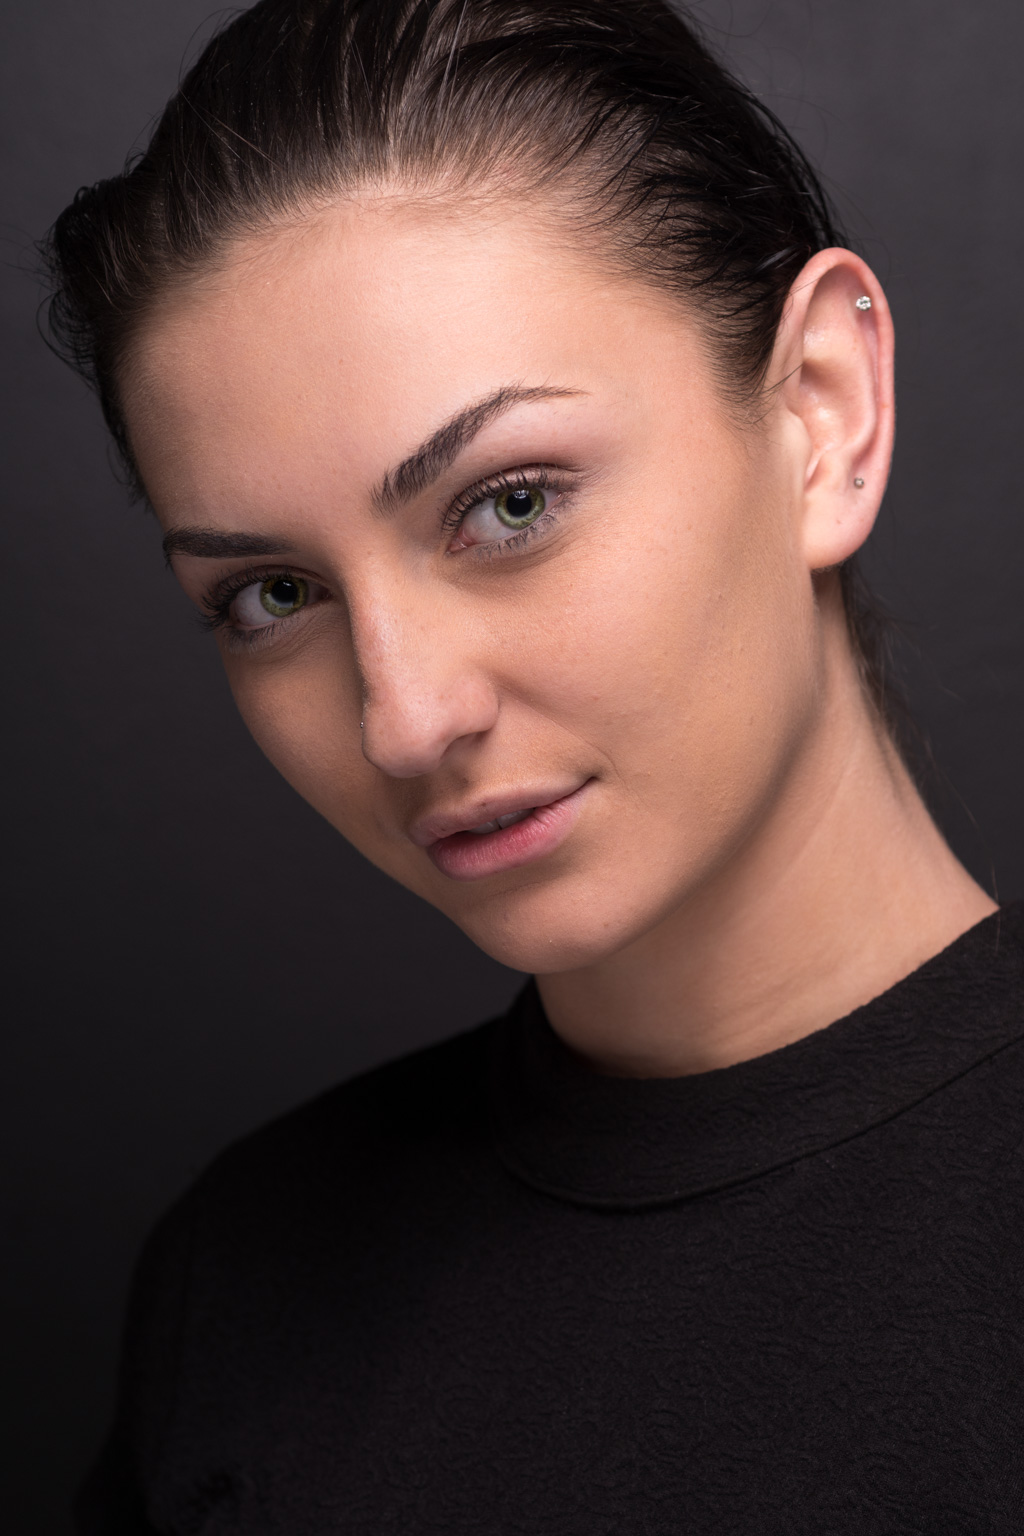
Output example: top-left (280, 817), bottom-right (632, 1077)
top-left (536, 621), bottom-right (996, 1078)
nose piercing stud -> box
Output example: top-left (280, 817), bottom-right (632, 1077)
top-left (855, 295), bottom-right (872, 311)
top-left (853, 477), bottom-right (865, 488)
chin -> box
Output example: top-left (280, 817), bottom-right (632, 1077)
top-left (447, 874), bottom-right (664, 976)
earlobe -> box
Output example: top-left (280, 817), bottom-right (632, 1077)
top-left (775, 249), bottom-right (895, 571)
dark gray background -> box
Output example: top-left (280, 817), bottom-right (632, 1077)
top-left (3, 2), bottom-right (1022, 1530)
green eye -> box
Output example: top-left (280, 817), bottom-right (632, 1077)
top-left (259, 575), bottom-right (308, 618)
top-left (494, 487), bottom-right (546, 529)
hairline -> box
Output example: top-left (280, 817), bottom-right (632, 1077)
top-left (115, 171), bottom-right (779, 488)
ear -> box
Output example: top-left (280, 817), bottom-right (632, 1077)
top-left (771, 248), bottom-right (895, 570)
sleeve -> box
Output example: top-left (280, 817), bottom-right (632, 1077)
top-left (74, 1190), bottom-right (199, 1534)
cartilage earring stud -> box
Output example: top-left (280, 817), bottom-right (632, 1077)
top-left (360, 719), bottom-right (365, 730)
top-left (853, 477), bottom-right (865, 488)
top-left (855, 295), bottom-right (872, 311)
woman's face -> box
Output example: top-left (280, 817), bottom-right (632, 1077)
top-left (127, 196), bottom-right (825, 974)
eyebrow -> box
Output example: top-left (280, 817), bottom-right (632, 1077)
top-left (162, 528), bottom-right (294, 563)
top-left (161, 383), bottom-right (583, 560)
top-left (372, 383), bottom-right (583, 515)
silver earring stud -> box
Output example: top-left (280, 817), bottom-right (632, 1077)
top-left (855, 295), bottom-right (872, 311)
top-left (360, 719), bottom-right (364, 730)
top-left (853, 477), bottom-right (865, 488)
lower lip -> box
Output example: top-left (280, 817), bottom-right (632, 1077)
top-left (426, 784), bottom-right (591, 882)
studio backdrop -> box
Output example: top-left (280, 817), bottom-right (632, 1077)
top-left (3, 2), bottom-right (1023, 1532)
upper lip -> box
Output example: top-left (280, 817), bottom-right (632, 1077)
top-left (409, 784), bottom-right (586, 847)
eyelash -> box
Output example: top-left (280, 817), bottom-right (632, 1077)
top-left (443, 465), bottom-right (573, 553)
top-left (198, 564), bottom-right (326, 655)
top-left (199, 465), bottom-right (575, 646)
top-left (199, 565), bottom-right (286, 633)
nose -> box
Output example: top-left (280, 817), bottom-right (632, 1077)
top-left (353, 583), bottom-right (499, 779)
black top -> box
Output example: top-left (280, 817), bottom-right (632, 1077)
top-left (79, 906), bottom-right (1024, 1534)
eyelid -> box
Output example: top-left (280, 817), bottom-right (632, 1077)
top-left (443, 463), bottom-right (576, 531)
top-left (199, 563), bottom-right (322, 630)
top-left (199, 563), bottom-right (271, 624)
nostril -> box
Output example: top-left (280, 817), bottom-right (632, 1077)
top-left (358, 674), bottom-right (500, 779)
top-left (360, 722), bottom-right (457, 779)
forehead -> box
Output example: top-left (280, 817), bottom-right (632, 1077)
top-left (124, 195), bottom-right (712, 514)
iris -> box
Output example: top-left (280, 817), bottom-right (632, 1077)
top-left (260, 576), bottom-right (308, 618)
top-left (494, 487), bottom-right (545, 528)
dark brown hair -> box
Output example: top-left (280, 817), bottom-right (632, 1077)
top-left (42, 0), bottom-right (895, 716)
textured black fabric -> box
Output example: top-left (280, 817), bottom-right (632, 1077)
top-left (78, 905), bottom-right (1024, 1534)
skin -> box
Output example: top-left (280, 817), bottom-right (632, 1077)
top-left (125, 192), bottom-right (994, 1077)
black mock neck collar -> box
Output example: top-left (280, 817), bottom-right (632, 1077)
top-left (490, 904), bottom-right (1024, 1210)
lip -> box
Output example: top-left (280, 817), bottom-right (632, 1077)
top-left (417, 781), bottom-right (592, 882)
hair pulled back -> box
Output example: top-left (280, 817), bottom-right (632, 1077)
top-left (43, 0), bottom-right (894, 714)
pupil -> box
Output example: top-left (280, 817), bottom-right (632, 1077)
top-left (507, 490), bottom-right (533, 516)
top-left (259, 574), bottom-right (308, 618)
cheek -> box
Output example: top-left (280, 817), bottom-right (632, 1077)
top-left (526, 484), bottom-right (802, 739)
top-left (517, 472), bottom-right (818, 868)
top-left (223, 646), bottom-right (371, 835)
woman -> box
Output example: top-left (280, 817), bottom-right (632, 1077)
top-left (47, 0), bottom-right (1023, 1529)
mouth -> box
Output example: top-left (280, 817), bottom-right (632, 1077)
top-left (464, 807), bottom-right (534, 835)
top-left (415, 782), bottom-right (592, 882)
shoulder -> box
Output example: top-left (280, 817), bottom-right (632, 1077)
top-left (91, 1017), bottom-right (511, 1509)
top-left (191, 1014), bottom-right (499, 1229)
top-left (128, 1016), bottom-right (502, 1324)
